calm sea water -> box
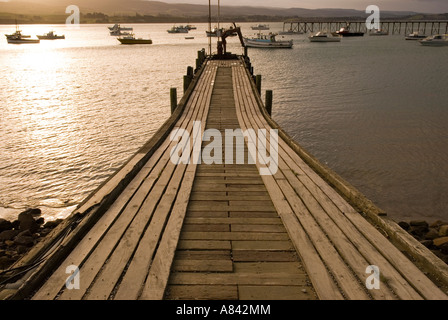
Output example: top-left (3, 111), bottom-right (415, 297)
top-left (1, 23), bottom-right (447, 222)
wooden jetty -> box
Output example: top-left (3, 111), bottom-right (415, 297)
top-left (1, 52), bottom-right (448, 300)
top-left (284, 20), bottom-right (448, 35)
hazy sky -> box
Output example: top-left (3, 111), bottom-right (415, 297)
top-left (161, 0), bottom-right (448, 13)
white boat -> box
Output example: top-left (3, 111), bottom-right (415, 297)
top-left (243, 33), bottom-right (293, 48)
top-left (167, 26), bottom-right (189, 34)
top-left (308, 31), bottom-right (342, 42)
top-left (110, 29), bottom-right (132, 36)
top-left (369, 28), bottom-right (389, 36)
top-left (405, 31), bottom-right (427, 40)
top-left (251, 24), bottom-right (270, 30)
top-left (419, 34), bottom-right (448, 46)
top-left (108, 24), bottom-right (133, 31)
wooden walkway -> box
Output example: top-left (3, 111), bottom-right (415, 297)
top-left (2, 57), bottom-right (448, 300)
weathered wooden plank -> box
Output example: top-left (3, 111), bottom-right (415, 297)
top-left (172, 260), bottom-right (233, 272)
top-left (169, 273), bottom-right (308, 286)
top-left (232, 241), bottom-right (295, 251)
top-left (176, 240), bottom-right (232, 250)
top-left (185, 217), bottom-right (282, 225)
top-left (180, 232), bottom-right (289, 241)
top-left (182, 224), bottom-right (230, 232)
top-left (239, 286), bottom-right (315, 300)
top-left (231, 224), bottom-right (285, 233)
top-left (233, 250), bottom-right (297, 262)
top-left (165, 285), bottom-right (238, 300)
top-left (234, 262), bottom-right (303, 274)
top-left (175, 250), bottom-right (231, 260)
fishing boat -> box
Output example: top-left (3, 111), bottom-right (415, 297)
top-left (308, 31), bottom-right (342, 42)
top-left (332, 25), bottom-right (364, 37)
top-left (243, 33), bottom-right (293, 48)
top-left (6, 32), bottom-right (40, 44)
top-left (251, 24), bottom-right (270, 30)
top-left (5, 23), bottom-right (39, 44)
top-left (108, 24), bottom-right (133, 31)
top-left (167, 26), bottom-right (189, 34)
top-left (369, 28), bottom-right (389, 36)
top-left (405, 31), bottom-right (427, 40)
top-left (37, 31), bottom-right (65, 40)
top-left (117, 34), bottom-right (153, 45)
top-left (5, 23), bottom-right (31, 40)
top-left (185, 25), bottom-right (197, 30)
top-left (419, 34), bottom-right (448, 46)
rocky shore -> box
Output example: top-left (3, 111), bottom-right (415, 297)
top-left (0, 209), bottom-right (62, 271)
top-left (398, 219), bottom-right (448, 265)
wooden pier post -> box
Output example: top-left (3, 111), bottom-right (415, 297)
top-left (265, 90), bottom-right (273, 116)
top-left (187, 66), bottom-right (194, 78)
top-left (170, 87), bottom-right (177, 114)
top-left (255, 75), bottom-right (262, 94)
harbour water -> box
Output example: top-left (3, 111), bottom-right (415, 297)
top-left (1, 23), bottom-right (447, 222)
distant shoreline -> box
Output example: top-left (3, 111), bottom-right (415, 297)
top-left (1, 12), bottom-right (448, 25)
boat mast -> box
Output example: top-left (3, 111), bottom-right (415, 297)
top-left (208, 0), bottom-right (212, 55)
top-left (218, 0), bottom-right (220, 31)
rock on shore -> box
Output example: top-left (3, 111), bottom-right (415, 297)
top-left (398, 219), bottom-right (448, 264)
top-left (0, 209), bottom-right (62, 271)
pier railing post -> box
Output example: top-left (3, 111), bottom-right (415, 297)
top-left (255, 75), bottom-right (262, 94)
top-left (187, 66), bottom-right (194, 78)
top-left (170, 88), bottom-right (177, 114)
top-left (265, 90), bottom-right (273, 116)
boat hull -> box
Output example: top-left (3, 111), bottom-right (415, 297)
top-left (37, 35), bottom-right (65, 40)
top-left (419, 40), bottom-right (448, 46)
top-left (118, 39), bottom-right (153, 45)
top-left (333, 32), bottom-right (364, 37)
top-left (309, 36), bottom-right (341, 42)
top-left (7, 38), bottom-right (40, 44)
top-left (243, 38), bottom-right (293, 48)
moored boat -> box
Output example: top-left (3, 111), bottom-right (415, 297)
top-left (117, 34), bottom-right (153, 45)
top-left (405, 31), bottom-right (427, 40)
top-left (419, 34), bottom-right (448, 46)
top-left (308, 31), bottom-right (342, 42)
top-left (5, 24), bottom-right (39, 44)
top-left (37, 31), bottom-right (65, 40)
top-left (167, 26), bottom-right (189, 34)
top-left (251, 24), bottom-right (270, 30)
top-left (108, 24), bottom-right (133, 31)
top-left (243, 33), bottom-right (293, 48)
top-left (369, 28), bottom-right (389, 36)
top-left (332, 25), bottom-right (364, 37)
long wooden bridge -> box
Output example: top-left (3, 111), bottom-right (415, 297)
top-left (284, 20), bottom-right (448, 35)
top-left (1, 52), bottom-right (448, 300)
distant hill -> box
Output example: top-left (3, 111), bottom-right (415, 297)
top-left (0, 0), bottom-right (445, 24)
top-left (0, 0), bottom-right (422, 17)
